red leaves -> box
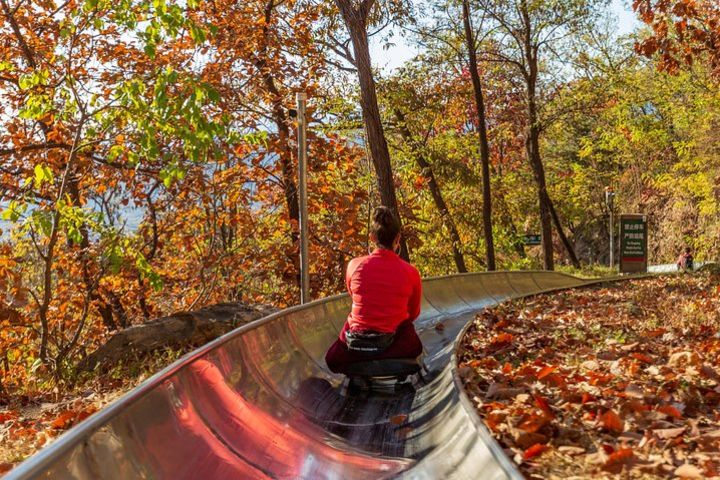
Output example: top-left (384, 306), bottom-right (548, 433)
top-left (48, 406), bottom-right (97, 431)
top-left (634, 0), bottom-right (720, 79)
top-left (489, 333), bottom-right (514, 349)
top-left (603, 448), bottom-right (635, 473)
top-left (51, 410), bottom-right (76, 430)
top-left (522, 443), bottom-right (547, 461)
top-left (630, 352), bottom-right (653, 364)
top-left (536, 365), bottom-right (556, 380)
top-left (646, 328), bottom-right (666, 338)
top-left (389, 414), bottom-right (408, 426)
top-left (0, 411), bottom-right (18, 423)
top-left (599, 409), bottom-right (625, 433)
top-left (658, 405), bottom-right (683, 420)
top-left (533, 395), bottom-right (553, 416)
top-left (461, 275), bottom-right (720, 477)
top-left (518, 412), bottom-right (551, 433)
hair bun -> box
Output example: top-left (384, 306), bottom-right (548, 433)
top-left (371, 206), bottom-right (400, 249)
top-left (373, 206), bottom-right (393, 225)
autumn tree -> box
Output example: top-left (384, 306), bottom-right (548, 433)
top-left (476, 0), bottom-right (600, 269)
top-left (379, 66), bottom-right (469, 273)
top-left (329, 0), bottom-right (411, 260)
top-left (634, 0), bottom-right (720, 77)
top-left (198, 0), bottom-right (316, 291)
top-left (461, 0), bottom-right (496, 270)
top-left (407, 0), bottom-right (495, 270)
top-left (0, 0), bottom-right (227, 375)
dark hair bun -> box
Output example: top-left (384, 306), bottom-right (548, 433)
top-left (373, 207), bottom-right (393, 225)
top-left (371, 206), bottom-right (400, 249)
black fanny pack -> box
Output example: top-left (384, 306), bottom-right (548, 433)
top-left (345, 330), bottom-right (395, 355)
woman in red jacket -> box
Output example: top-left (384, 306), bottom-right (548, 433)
top-left (325, 207), bottom-right (423, 374)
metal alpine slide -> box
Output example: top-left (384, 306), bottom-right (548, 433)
top-left (8, 270), bottom-right (662, 480)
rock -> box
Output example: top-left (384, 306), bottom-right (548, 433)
top-left (78, 302), bottom-right (276, 372)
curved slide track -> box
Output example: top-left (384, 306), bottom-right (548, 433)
top-left (8, 271), bottom-right (643, 480)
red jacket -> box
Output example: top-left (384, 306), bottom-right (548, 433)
top-left (345, 248), bottom-right (422, 334)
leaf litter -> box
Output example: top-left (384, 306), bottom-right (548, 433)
top-left (458, 273), bottom-right (720, 479)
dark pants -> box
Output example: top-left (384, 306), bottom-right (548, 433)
top-left (325, 320), bottom-right (423, 374)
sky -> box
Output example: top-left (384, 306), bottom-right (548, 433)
top-left (370, 0), bottom-right (642, 72)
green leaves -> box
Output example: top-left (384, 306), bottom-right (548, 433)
top-left (159, 163), bottom-right (186, 188)
top-left (57, 200), bottom-right (89, 244)
top-left (30, 211), bottom-right (53, 237)
top-left (113, 66), bottom-right (230, 180)
top-left (18, 94), bottom-right (52, 120)
top-left (1, 201), bottom-right (27, 223)
top-left (33, 164), bottom-right (54, 189)
top-left (18, 70), bottom-right (50, 90)
top-left (135, 255), bottom-right (163, 291)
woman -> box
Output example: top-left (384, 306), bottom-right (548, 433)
top-left (677, 247), bottom-right (694, 271)
top-left (325, 206), bottom-right (423, 374)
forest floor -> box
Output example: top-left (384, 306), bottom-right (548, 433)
top-left (458, 272), bottom-right (720, 479)
top-left (0, 348), bottom-right (186, 476)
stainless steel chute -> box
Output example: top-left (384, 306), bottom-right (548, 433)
top-left (7, 271), bottom-right (628, 479)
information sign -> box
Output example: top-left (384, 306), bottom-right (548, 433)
top-left (619, 214), bottom-right (648, 273)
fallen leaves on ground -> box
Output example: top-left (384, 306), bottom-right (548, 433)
top-left (0, 369), bottom-right (162, 476)
top-left (459, 273), bottom-right (720, 479)
top-left (0, 392), bottom-right (116, 473)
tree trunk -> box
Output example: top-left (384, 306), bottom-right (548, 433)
top-left (545, 191), bottom-right (581, 267)
top-left (521, 2), bottom-right (553, 270)
top-left (78, 303), bottom-right (276, 372)
top-left (335, 0), bottom-right (410, 261)
top-left (252, 0), bottom-right (302, 284)
top-left (394, 109), bottom-right (467, 273)
top-left (527, 127), bottom-right (554, 270)
top-left (265, 74), bottom-right (303, 281)
top-left (462, 0), bottom-right (496, 271)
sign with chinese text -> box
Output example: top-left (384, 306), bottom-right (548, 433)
top-left (620, 214), bottom-right (648, 273)
top-left (523, 234), bottom-right (541, 246)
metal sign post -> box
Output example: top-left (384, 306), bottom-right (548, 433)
top-left (296, 92), bottom-right (310, 304)
top-left (605, 188), bottom-right (616, 269)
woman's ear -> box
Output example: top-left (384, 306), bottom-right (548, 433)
top-left (393, 233), bottom-right (401, 249)
top-left (369, 232), bottom-right (377, 245)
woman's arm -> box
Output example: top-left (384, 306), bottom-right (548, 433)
top-left (346, 257), bottom-right (362, 295)
top-left (407, 267), bottom-right (422, 321)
